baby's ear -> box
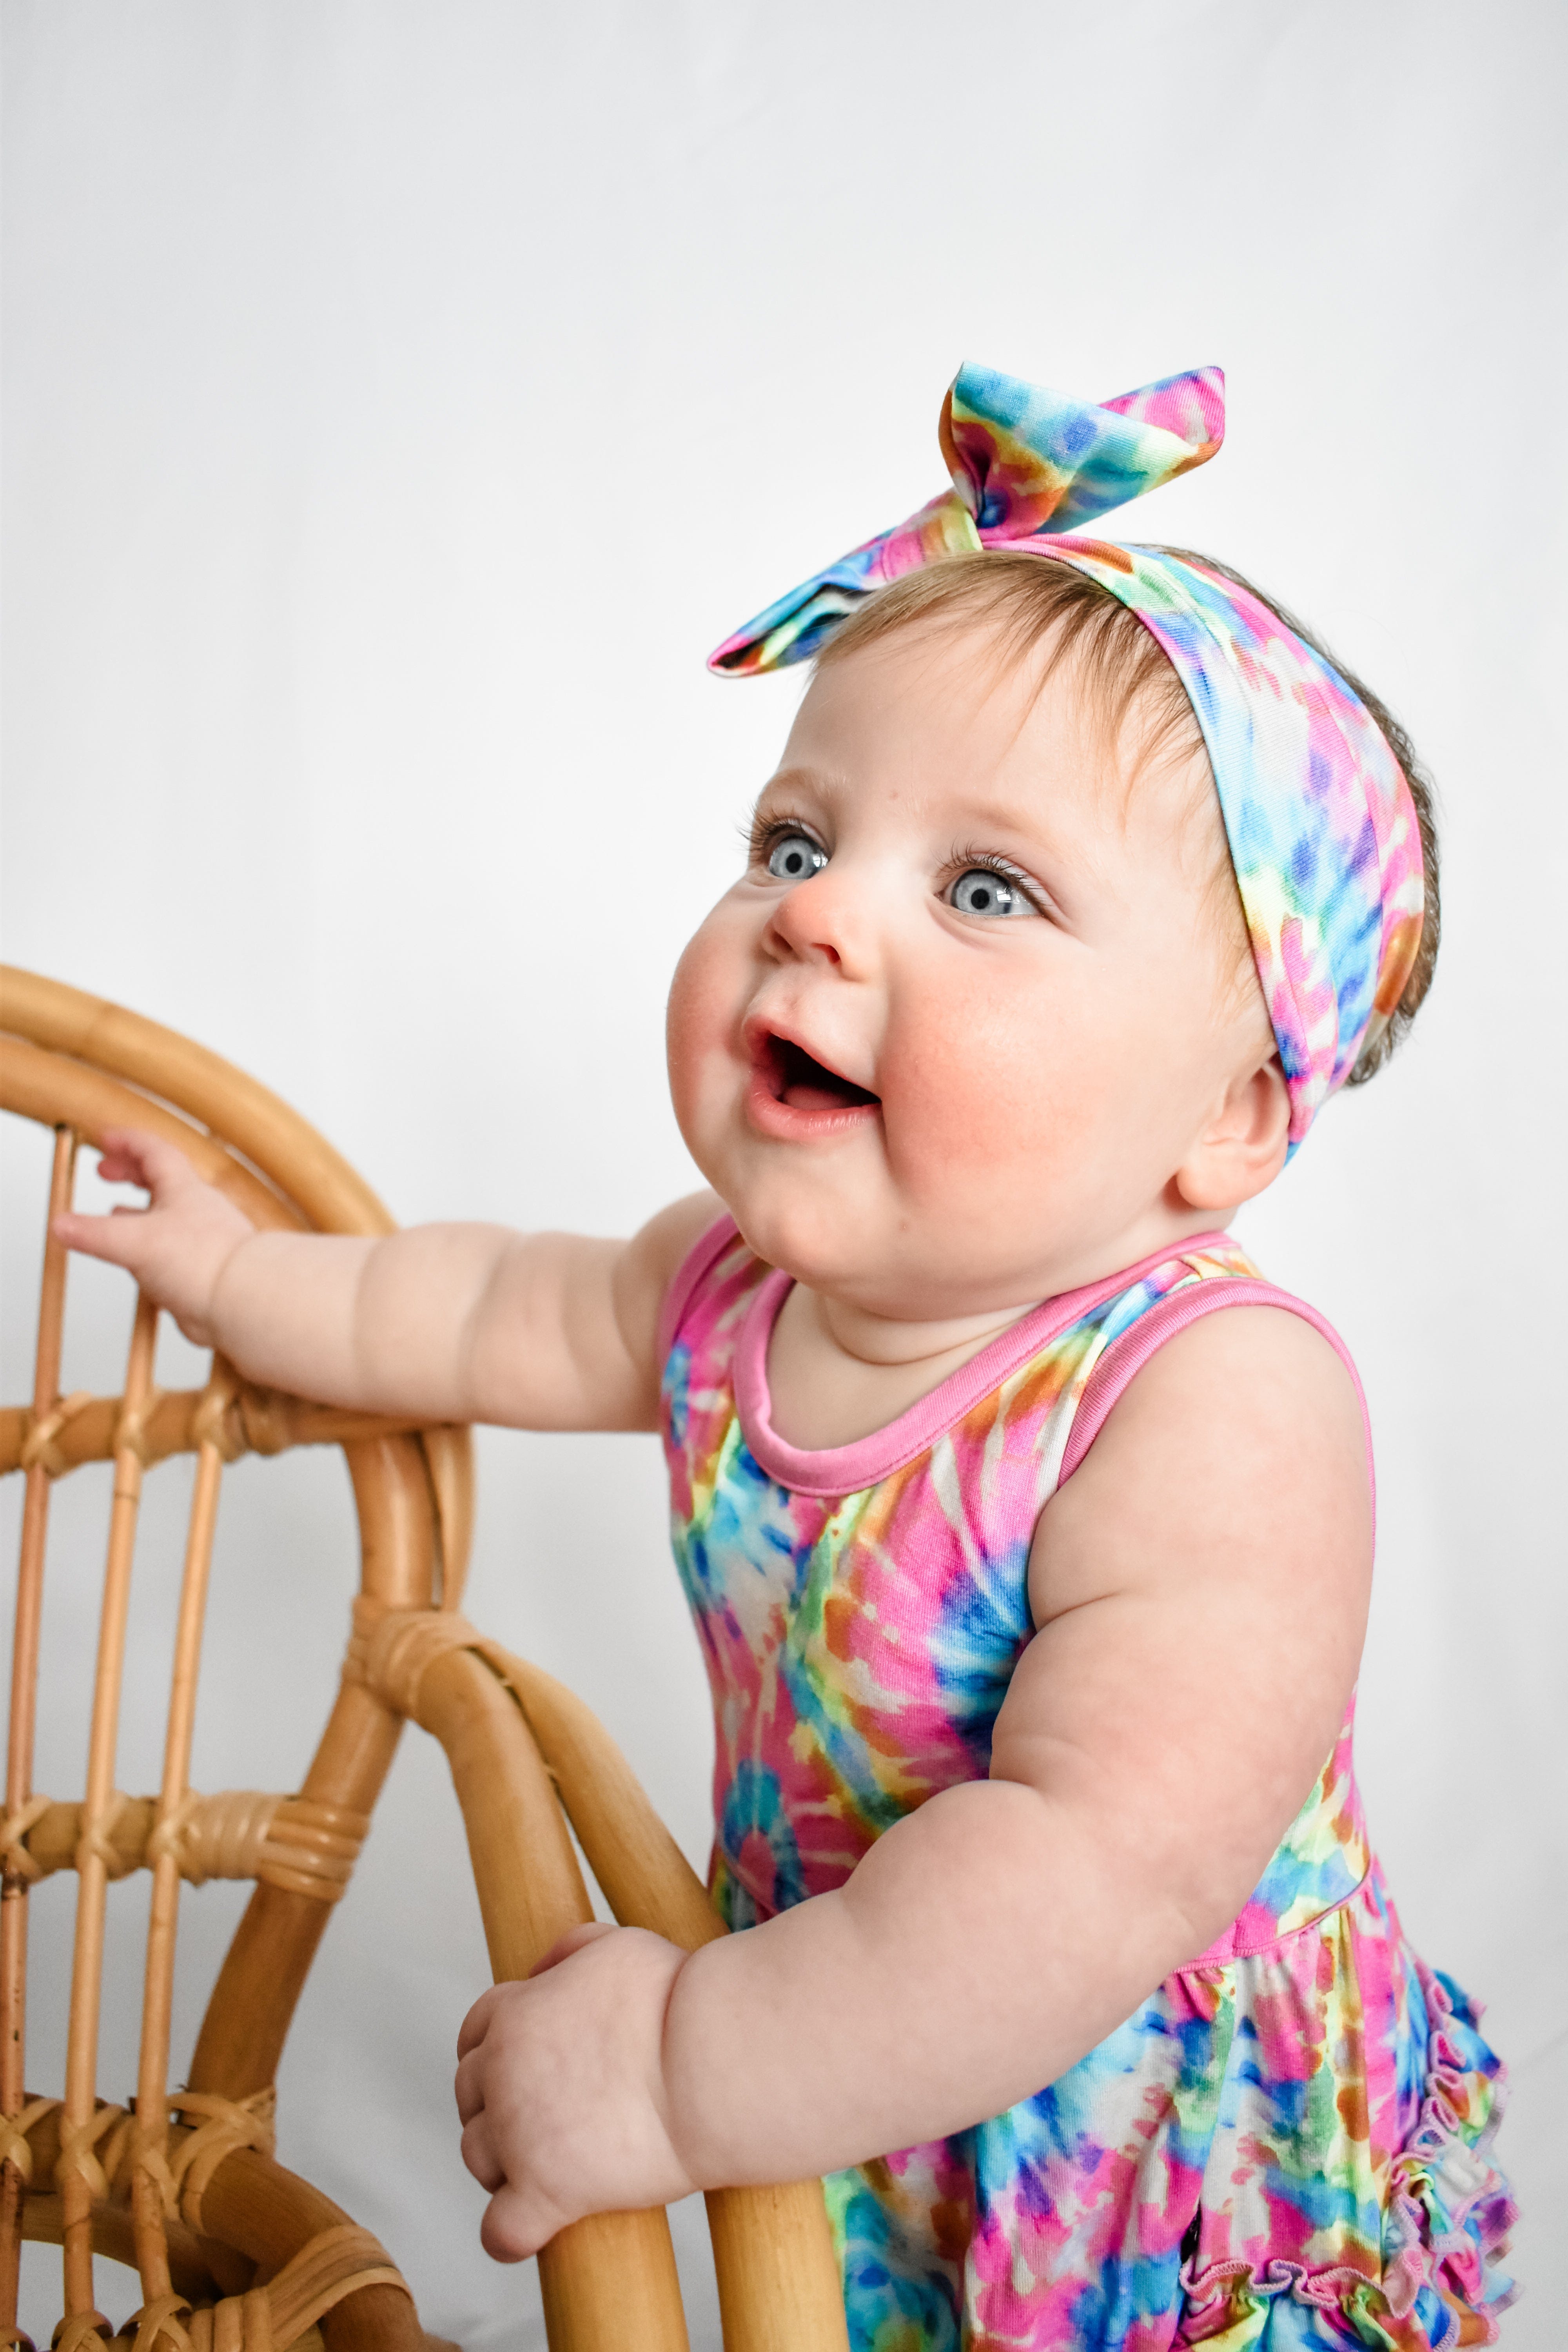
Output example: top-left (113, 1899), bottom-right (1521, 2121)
top-left (1174, 1056), bottom-right (1290, 1212)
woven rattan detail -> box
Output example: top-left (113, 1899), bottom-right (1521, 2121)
top-left (0, 2096), bottom-right (60, 2184)
top-left (249, 1799), bottom-right (368, 1903)
top-left (124, 2289), bottom-right (213, 2352)
top-left (0, 1797), bottom-right (53, 1886)
top-left (0, 1383), bottom-right (458, 1485)
top-left (0, 2087), bottom-right (276, 2216)
top-left (53, 2105), bottom-right (133, 2208)
top-left (17, 1392), bottom-right (94, 1480)
top-left (73, 1797), bottom-right (134, 1884)
top-left (343, 1601), bottom-right (486, 1721)
top-left (188, 2290), bottom-right (273, 2352)
top-left (165, 2089), bottom-right (276, 2234)
top-left (53, 2308), bottom-right (113, 2348)
top-left (187, 1383), bottom-right (247, 1467)
top-left (5, 1796), bottom-right (367, 1904)
top-left (110, 1388), bottom-right (164, 1473)
top-left (257, 2222), bottom-right (407, 2345)
top-left (112, 2218), bottom-right (410, 2352)
top-left (144, 1793), bottom-right (278, 1886)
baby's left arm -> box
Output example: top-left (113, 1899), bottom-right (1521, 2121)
top-left (455, 1303), bottom-right (1372, 2258)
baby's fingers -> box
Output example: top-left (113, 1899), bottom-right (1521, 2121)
top-left (93, 1143), bottom-right (154, 1188)
top-left (480, 2182), bottom-right (563, 2266)
top-left (459, 2110), bottom-right (505, 2194)
top-left (51, 1205), bottom-right (156, 1271)
top-left (454, 2043), bottom-right (488, 2126)
top-left (530, 1921), bottom-right (616, 1978)
top-left (93, 1127), bottom-right (198, 1197)
top-left (47, 1134), bottom-right (256, 1345)
top-left (457, 1985), bottom-right (501, 2062)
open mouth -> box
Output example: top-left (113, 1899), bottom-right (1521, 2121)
top-left (762, 1033), bottom-right (880, 1115)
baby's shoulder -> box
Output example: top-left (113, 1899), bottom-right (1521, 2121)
top-left (1033, 1296), bottom-right (1373, 1624)
top-left (1111, 1297), bottom-right (1367, 1447)
top-left (1089, 1295), bottom-right (1368, 1507)
top-left (1042, 1240), bottom-right (1371, 1499)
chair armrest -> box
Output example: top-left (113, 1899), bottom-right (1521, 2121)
top-left (415, 1646), bottom-right (690, 2351)
top-left (399, 1628), bottom-right (848, 2352)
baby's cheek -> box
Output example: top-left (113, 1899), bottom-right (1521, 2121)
top-left (666, 925), bottom-right (742, 1130)
top-left (885, 976), bottom-right (1097, 1197)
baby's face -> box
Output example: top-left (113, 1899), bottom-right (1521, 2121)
top-left (667, 620), bottom-right (1273, 1320)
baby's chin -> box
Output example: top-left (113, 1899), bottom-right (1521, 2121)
top-left (705, 1160), bottom-right (1012, 1318)
top-left (700, 1144), bottom-right (886, 1289)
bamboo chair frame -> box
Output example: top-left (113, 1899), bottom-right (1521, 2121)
top-left (0, 968), bottom-right (847, 2352)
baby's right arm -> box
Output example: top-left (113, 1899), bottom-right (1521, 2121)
top-left (55, 1131), bottom-right (720, 1435)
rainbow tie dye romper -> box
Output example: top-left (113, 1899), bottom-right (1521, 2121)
top-left (659, 1218), bottom-right (1515, 2351)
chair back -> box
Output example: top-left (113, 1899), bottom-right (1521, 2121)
top-left (0, 965), bottom-right (470, 2348)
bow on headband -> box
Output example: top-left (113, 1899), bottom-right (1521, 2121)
top-left (708, 362), bottom-right (1424, 1153)
top-left (708, 362), bottom-right (1225, 677)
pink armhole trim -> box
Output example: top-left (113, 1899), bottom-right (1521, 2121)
top-left (1057, 1278), bottom-right (1376, 1528)
top-left (657, 1213), bottom-right (741, 1367)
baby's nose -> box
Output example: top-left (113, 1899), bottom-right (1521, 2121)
top-left (764, 869), bottom-right (866, 973)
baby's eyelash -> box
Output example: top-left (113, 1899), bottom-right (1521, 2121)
top-left (941, 846), bottom-right (1050, 915)
top-left (745, 810), bottom-right (824, 864)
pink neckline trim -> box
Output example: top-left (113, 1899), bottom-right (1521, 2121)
top-left (731, 1231), bottom-right (1237, 1499)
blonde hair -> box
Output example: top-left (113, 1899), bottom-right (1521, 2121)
top-left (816, 548), bottom-right (1439, 1082)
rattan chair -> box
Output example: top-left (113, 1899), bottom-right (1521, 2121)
top-left (0, 967), bottom-right (848, 2352)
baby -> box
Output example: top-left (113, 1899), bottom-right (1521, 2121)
top-left (60, 365), bottom-right (1515, 2349)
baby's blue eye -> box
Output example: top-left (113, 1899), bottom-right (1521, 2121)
top-left (767, 833), bottom-right (827, 882)
top-left (948, 867), bottom-right (1029, 918)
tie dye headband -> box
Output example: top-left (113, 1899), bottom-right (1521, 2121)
top-left (708, 363), bottom-right (1425, 1151)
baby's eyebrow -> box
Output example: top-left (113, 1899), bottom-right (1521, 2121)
top-left (946, 790), bottom-right (1058, 838)
top-left (928, 791), bottom-right (1087, 883)
top-left (753, 764), bottom-right (843, 804)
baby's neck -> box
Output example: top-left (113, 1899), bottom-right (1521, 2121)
top-left (764, 1210), bottom-right (1235, 1454)
top-left (766, 1285), bottom-right (1019, 1453)
top-left (813, 1292), bottom-right (1029, 1373)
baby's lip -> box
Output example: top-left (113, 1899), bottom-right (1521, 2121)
top-left (746, 1017), bottom-right (879, 1107)
top-left (742, 1016), bottom-right (880, 1131)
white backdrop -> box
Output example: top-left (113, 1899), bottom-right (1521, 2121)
top-left (2, 4), bottom-right (1563, 2343)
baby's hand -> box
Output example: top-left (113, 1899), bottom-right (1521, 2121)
top-left (53, 1129), bottom-right (257, 1347)
top-left (454, 1922), bottom-right (698, 2260)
